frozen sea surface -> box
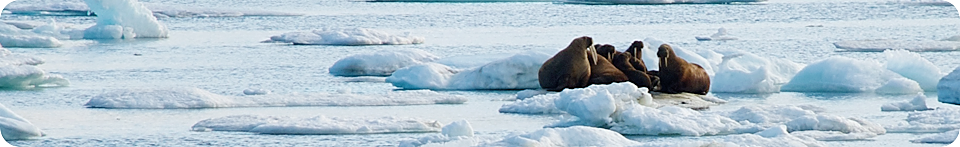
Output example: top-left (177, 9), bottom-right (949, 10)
top-left (1, 0), bottom-right (960, 146)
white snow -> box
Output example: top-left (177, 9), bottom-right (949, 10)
top-left (515, 89), bottom-right (547, 100)
top-left (833, 40), bottom-right (960, 52)
top-left (441, 120), bottom-right (474, 138)
top-left (0, 103), bottom-right (42, 141)
top-left (881, 93), bottom-right (931, 111)
top-left (5, 2), bottom-right (301, 17)
top-left (83, 0), bottom-right (169, 39)
top-left (642, 38), bottom-right (716, 76)
top-left (84, 87), bottom-right (467, 109)
top-left (387, 52), bottom-right (551, 90)
top-left (0, 24), bottom-right (63, 48)
top-left (875, 78), bottom-right (924, 95)
top-left (695, 28), bottom-right (739, 41)
top-left (939, 66), bottom-right (960, 105)
top-left (886, 108), bottom-right (960, 133)
top-left (265, 28), bottom-right (424, 45)
top-left (242, 89), bottom-right (271, 95)
top-left (0, 47), bottom-right (70, 88)
top-left (2, 21), bottom-right (49, 30)
top-left (884, 50), bottom-right (943, 91)
top-left (498, 92), bottom-right (564, 114)
top-left (558, 0), bottom-right (767, 5)
top-left (329, 49), bottom-right (439, 76)
top-left (911, 129), bottom-right (959, 144)
top-left (781, 56), bottom-right (921, 93)
top-left (711, 49), bottom-right (804, 93)
top-left (192, 115), bottom-right (442, 135)
top-left (486, 126), bottom-right (643, 147)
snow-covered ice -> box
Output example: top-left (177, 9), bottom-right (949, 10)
top-left (514, 89), bottom-right (547, 100)
top-left (886, 108), bottom-right (960, 133)
top-left (329, 49), bottom-right (439, 77)
top-left (0, 47), bottom-right (70, 88)
top-left (387, 52), bottom-right (551, 90)
top-left (781, 56), bottom-right (920, 93)
top-left (695, 28), bottom-right (739, 41)
top-left (84, 87), bottom-right (467, 109)
top-left (498, 92), bottom-right (564, 114)
top-left (192, 115), bottom-right (442, 135)
top-left (5, 2), bottom-right (301, 17)
top-left (83, 0), bottom-right (169, 39)
top-left (833, 40), bottom-right (960, 52)
top-left (884, 50), bottom-right (943, 91)
top-left (910, 129), bottom-right (959, 144)
top-left (710, 49), bottom-right (804, 93)
top-left (485, 126), bottom-right (644, 147)
top-left (558, 0), bottom-right (767, 5)
top-left (264, 28), bottom-right (424, 45)
top-left (881, 93), bottom-right (931, 111)
top-left (0, 24), bottom-right (63, 48)
top-left (0, 103), bottom-right (43, 141)
top-left (940, 66), bottom-right (960, 105)
top-left (2, 21), bottom-right (49, 30)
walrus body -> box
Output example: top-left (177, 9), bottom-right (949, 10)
top-left (611, 52), bottom-right (654, 91)
top-left (656, 44), bottom-right (710, 95)
top-left (538, 36), bottom-right (598, 92)
top-left (587, 50), bottom-right (629, 85)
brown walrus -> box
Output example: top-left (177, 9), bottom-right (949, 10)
top-left (538, 36), bottom-right (598, 91)
top-left (595, 44), bottom-right (620, 60)
top-left (657, 44), bottom-right (710, 95)
top-left (611, 52), bottom-right (654, 91)
top-left (587, 47), bottom-right (629, 85)
top-left (624, 41), bottom-right (648, 72)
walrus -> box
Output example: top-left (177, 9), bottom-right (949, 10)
top-left (624, 41), bottom-right (648, 72)
top-left (538, 36), bottom-right (598, 92)
top-left (595, 44), bottom-right (620, 60)
top-left (657, 44), bottom-right (710, 95)
top-left (587, 47), bottom-right (629, 85)
top-left (611, 52), bottom-right (654, 91)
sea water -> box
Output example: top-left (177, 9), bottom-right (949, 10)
top-left (1, 0), bottom-right (958, 146)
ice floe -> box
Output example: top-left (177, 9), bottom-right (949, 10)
top-left (696, 28), bottom-right (738, 41)
top-left (886, 108), bottom-right (960, 133)
top-left (557, 0), bottom-right (767, 5)
top-left (192, 115), bottom-right (442, 135)
top-left (242, 89), bottom-right (271, 95)
top-left (910, 129), bottom-right (959, 144)
top-left (781, 56), bottom-right (920, 93)
top-left (884, 50), bottom-right (943, 91)
top-left (387, 52), bottom-right (550, 90)
top-left (0, 103), bottom-right (43, 140)
top-left (4, 2), bottom-right (301, 17)
top-left (939, 66), bottom-right (960, 105)
top-left (2, 21), bottom-right (49, 30)
top-left (710, 49), bottom-right (804, 93)
top-left (0, 47), bottom-right (69, 88)
top-left (881, 93), bottom-right (931, 111)
top-left (83, 0), bottom-right (169, 39)
top-left (264, 28), bottom-right (424, 45)
top-left (833, 40), bottom-right (960, 52)
top-left (329, 49), bottom-right (439, 77)
top-left (84, 87), bottom-right (466, 109)
top-left (0, 24), bottom-right (64, 48)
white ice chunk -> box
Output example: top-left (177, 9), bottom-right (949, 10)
top-left (192, 115), bottom-right (442, 135)
top-left (0, 48), bottom-right (69, 88)
top-left (242, 89), bottom-right (271, 95)
top-left (0, 24), bottom-right (64, 48)
top-left (696, 27), bottom-right (739, 41)
top-left (939, 67), bottom-right (960, 105)
top-left (1, 21), bottom-right (49, 29)
top-left (442, 120), bottom-right (474, 138)
top-left (884, 49), bottom-right (943, 91)
top-left (558, 0), bottom-right (767, 5)
top-left (487, 126), bottom-right (643, 147)
top-left (781, 56), bottom-right (918, 93)
top-left (498, 92), bottom-right (564, 114)
top-left (910, 129), bottom-right (959, 144)
top-left (886, 108), bottom-right (960, 133)
top-left (834, 40), bottom-right (960, 52)
top-left (265, 28), bottom-right (424, 45)
top-left (881, 93), bottom-right (931, 111)
top-left (387, 52), bottom-right (551, 90)
top-left (5, 2), bottom-right (301, 17)
top-left (329, 49), bottom-right (439, 76)
top-left (83, 0), bottom-right (169, 39)
top-left (711, 49), bottom-right (804, 93)
top-left (875, 78), bottom-right (924, 95)
top-left (515, 89), bottom-right (548, 100)
top-left (84, 87), bottom-right (467, 109)
top-left (0, 103), bottom-right (42, 140)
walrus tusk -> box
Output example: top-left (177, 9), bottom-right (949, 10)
top-left (588, 45), bottom-right (598, 65)
top-left (661, 57), bottom-right (668, 68)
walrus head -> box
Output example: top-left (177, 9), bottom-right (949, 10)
top-left (658, 44), bottom-right (673, 67)
top-left (627, 41), bottom-right (644, 59)
top-left (570, 36), bottom-right (597, 65)
top-left (597, 44), bottom-right (616, 60)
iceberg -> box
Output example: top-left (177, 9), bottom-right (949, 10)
top-left (329, 49), bottom-right (439, 77)
top-left (4, 2), bottom-right (302, 17)
top-left (781, 56), bottom-right (920, 93)
top-left (696, 28), bottom-right (739, 41)
top-left (711, 49), bottom-right (804, 93)
top-left (83, 0), bottom-right (169, 39)
top-left (387, 52), bottom-right (551, 90)
top-left (0, 47), bottom-right (69, 88)
top-left (884, 50), bottom-right (943, 91)
top-left (886, 108), bottom-right (960, 133)
top-left (833, 40), bottom-right (960, 52)
top-left (557, 0), bottom-right (767, 5)
top-left (84, 87), bottom-right (467, 109)
top-left (264, 28), bottom-right (424, 45)
top-left (910, 129), bottom-right (959, 144)
top-left (192, 115), bottom-right (442, 135)
top-left (939, 67), bottom-right (960, 105)
top-left (0, 103), bottom-right (43, 140)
